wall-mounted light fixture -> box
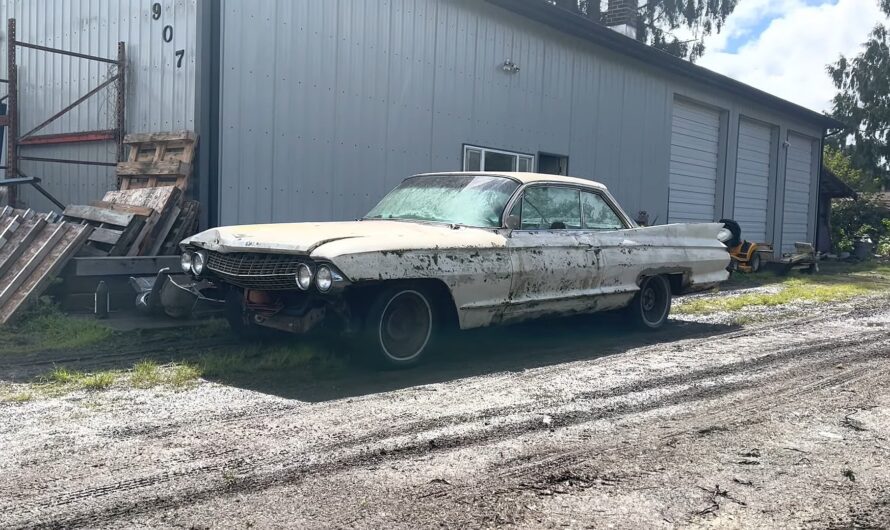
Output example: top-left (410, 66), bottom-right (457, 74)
top-left (502, 60), bottom-right (520, 74)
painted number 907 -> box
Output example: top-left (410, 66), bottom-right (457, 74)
top-left (152, 2), bottom-right (185, 69)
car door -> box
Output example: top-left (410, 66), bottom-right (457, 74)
top-left (503, 185), bottom-right (600, 321)
top-left (577, 190), bottom-right (639, 309)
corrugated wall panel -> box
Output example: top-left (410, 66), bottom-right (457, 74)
top-left (217, 0), bottom-right (673, 225)
top-left (733, 118), bottom-right (773, 243)
top-left (782, 132), bottom-right (815, 252)
top-left (668, 99), bottom-right (720, 223)
top-left (0, 0), bottom-right (198, 211)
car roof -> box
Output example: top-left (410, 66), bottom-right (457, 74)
top-left (412, 172), bottom-right (609, 191)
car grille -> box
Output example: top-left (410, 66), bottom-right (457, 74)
top-left (205, 251), bottom-right (304, 290)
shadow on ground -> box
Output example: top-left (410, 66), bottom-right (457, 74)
top-left (205, 312), bottom-right (737, 402)
top-left (0, 310), bottom-right (737, 402)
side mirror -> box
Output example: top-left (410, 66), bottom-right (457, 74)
top-left (505, 214), bottom-right (521, 230)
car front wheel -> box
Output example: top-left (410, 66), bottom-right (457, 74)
top-left (363, 286), bottom-right (439, 368)
top-left (629, 275), bottom-right (672, 329)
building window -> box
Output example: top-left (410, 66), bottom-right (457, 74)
top-left (538, 153), bottom-right (569, 175)
top-left (463, 145), bottom-right (534, 172)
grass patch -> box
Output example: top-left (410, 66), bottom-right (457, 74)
top-left (46, 366), bottom-right (83, 385)
top-left (130, 361), bottom-right (201, 389)
top-left (676, 260), bottom-right (890, 316)
top-left (81, 372), bottom-right (115, 391)
top-left (198, 342), bottom-right (345, 380)
top-left (131, 360), bottom-right (162, 388)
top-left (0, 303), bottom-right (112, 356)
top-left (39, 366), bottom-right (117, 393)
top-left (168, 364), bottom-right (202, 388)
top-left (1, 391), bottom-right (33, 403)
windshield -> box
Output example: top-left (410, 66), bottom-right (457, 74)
top-left (365, 175), bottom-right (519, 228)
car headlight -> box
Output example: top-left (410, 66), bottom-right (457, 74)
top-left (191, 251), bottom-right (207, 276)
top-left (717, 228), bottom-right (733, 243)
top-left (180, 251), bottom-right (194, 273)
top-left (296, 263), bottom-right (313, 290)
top-left (316, 266), bottom-right (333, 292)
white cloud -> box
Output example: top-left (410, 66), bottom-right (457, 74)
top-left (696, 0), bottom-right (885, 113)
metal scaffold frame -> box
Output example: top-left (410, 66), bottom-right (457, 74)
top-left (1, 18), bottom-right (126, 209)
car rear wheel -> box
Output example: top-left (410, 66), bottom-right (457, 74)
top-left (363, 286), bottom-right (439, 368)
top-left (628, 275), bottom-right (672, 329)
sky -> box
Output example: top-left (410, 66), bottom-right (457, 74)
top-left (691, 0), bottom-right (886, 113)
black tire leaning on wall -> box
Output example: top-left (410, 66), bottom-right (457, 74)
top-left (719, 218), bottom-right (743, 248)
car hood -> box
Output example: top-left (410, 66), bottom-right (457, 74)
top-left (181, 220), bottom-right (507, 257)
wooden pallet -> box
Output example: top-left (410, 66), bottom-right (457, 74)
top-left (101, 186), bottom-right (182, 256)
top-left (63, 205), bottom-right (148, 257)
top-left (117, 131), bottom-right (197, 191)
top-left (159, 200), bottom-right (199, 255)
top-left (0, 214), bottom-right (93, 325)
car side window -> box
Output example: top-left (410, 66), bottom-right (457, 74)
top-left (581, 191), bottom-right (625, 230)
top-left (519, 187), bottom-right (581, 230)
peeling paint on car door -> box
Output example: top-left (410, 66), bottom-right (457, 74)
top-left (503, 229), bottom-right (594, 322)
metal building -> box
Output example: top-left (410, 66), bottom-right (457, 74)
top-left (1, 0), bottom-right (840, 256)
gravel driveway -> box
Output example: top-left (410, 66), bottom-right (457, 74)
top-left (2, 294), bottom-right (889, 529)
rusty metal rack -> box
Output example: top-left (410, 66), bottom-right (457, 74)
top-left (0, 18), bottom-right (126, 209)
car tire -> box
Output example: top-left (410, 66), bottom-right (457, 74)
top-left (628, 275), bottom-right (672, 330)
top-left (363, 285), bottom-right (439, 369)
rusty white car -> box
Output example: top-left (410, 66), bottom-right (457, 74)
top-left (181, 172), bottom-right (731, 367)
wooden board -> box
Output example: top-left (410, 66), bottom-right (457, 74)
top-left (124, 131), bottom-right (197, 143)
top-left (118, 131), bottom-right (197, 192)
top-left (102, 186), bottom-right (182, 256)
top-left (0, 220), bottom-right (93, 325)
top-left (117, 160), bottom-right (191, 177)
top-left (63, 205), bottom-right (147, 257)
top-left (64, 205), bottom-right (138, 227)
top-left (90, 201), bottom-right (155, 218)
top-left (160, 200), bottom-right (200, 255)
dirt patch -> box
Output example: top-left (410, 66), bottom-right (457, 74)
top-left (2, 292), bottom-right (890, 528)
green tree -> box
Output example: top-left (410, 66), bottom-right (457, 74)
top-left (827, 3), bottom-right (890, 189)
top-left (552, 0), bottom-right (739, 61)
top-left (823, 145), bottom-right (877, 192)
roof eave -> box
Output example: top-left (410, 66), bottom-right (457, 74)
top-left (485, 0), bottom-right (844, 130)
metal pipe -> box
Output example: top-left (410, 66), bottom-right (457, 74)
top-left (20, 74), bottom-right (119, 140)
top-left (14, 40), bottom-right (118, 64)
top-left (18, 130), bottom-right (117, 146)
top-left (6, 18), bottom-right (18, 207)
top-left (20, 156), bottom-right (117, 167)
top-left (19, 173), bottom-right (65, 210)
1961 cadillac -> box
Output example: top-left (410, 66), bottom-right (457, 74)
top-left (181, 172), bottom-right (731, 367)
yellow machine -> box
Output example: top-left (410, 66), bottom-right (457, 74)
top-left (728, 241), bottom-right (767, 273)
top-left (720, 219), bottom-right (776, 274)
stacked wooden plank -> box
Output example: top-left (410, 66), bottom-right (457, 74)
top-left (58, 131), bottom-right (201, 257)
top-left (0, 207), bottom-right (93, 324)
top-left (116, 131), bottom-right (197, 191)
top-left (101, 186), bottom-right (183, 255)
top-left (62, 204), bottom-right (148, 257)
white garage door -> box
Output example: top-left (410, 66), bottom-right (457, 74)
top-left (669, 100), bottom-right (721, 223)
top-left (782, 133), bottom-right (815, 252)
top-left (733, 119), bottom-right (773, 243)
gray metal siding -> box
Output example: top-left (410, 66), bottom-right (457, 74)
top-left (782, 132), bottom-right (815, 252)
top-left (215, 0), bottom-right (827, 245)
top-left (668, 99), bottom-right (720, 224)
top-left (733, 118), bottom-right (773, 243)
top-left (0, 0), bottom-right (199, 211)
top-left (217, 0), bottom-right (673, 226)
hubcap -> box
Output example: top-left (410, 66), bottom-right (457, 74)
top-left (641, 279), bottom-right (667, 325)
top-left (379, 291), bottom-right (432, 361)
top-left (642, 287), bottom-right (657, 311)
